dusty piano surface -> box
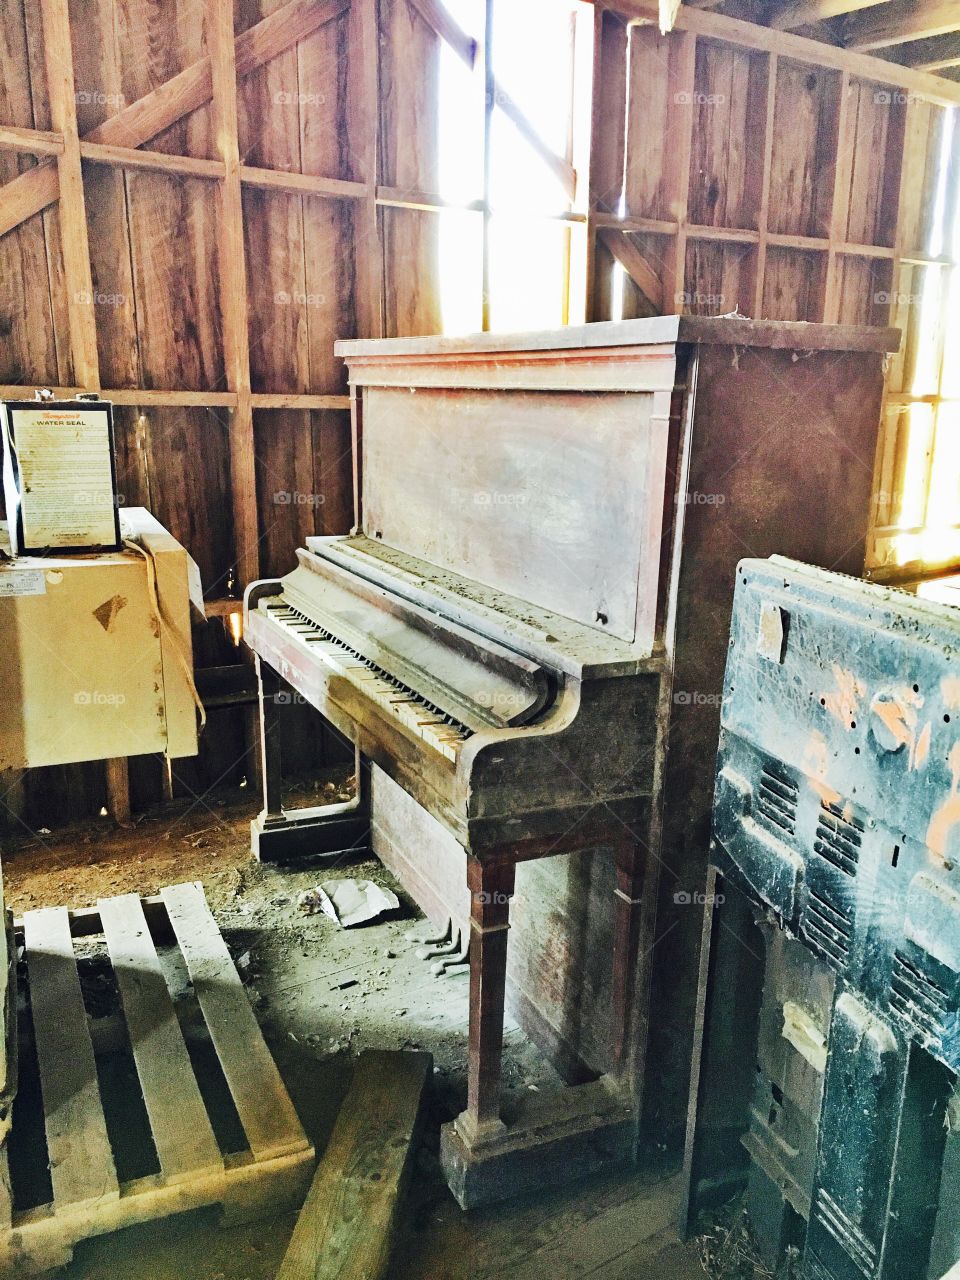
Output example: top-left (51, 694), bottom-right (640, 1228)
top-left (244, 315), bottom-right (899, 1206)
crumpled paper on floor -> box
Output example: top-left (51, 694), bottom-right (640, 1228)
top-left (298, 877), bottom-right (400, 928)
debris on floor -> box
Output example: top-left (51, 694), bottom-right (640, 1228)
top-left (2, 787), bottom-right (708, 1279)
top-left (696, 1200), bottom-right (797, 1279)
top-left (298, 877), bottom-right (400, 927)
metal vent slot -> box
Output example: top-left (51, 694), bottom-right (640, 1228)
top-left (814, 1190), bottom-right (877, 1276)
top-left (804, 1255), bottom-right (833, 1280)
top-left (890, 950), bottom-right (949, 1038)
top-left (803, 889), bottom-right (852, 970)
top-left (264, 601), bottom-right (474, 742)
top-left (814, 802), bottom-right (863, 877)
top-left (756, 763), bottom-right (799, 835)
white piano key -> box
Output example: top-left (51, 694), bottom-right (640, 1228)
top-left (261, 600), bottom-right (466, 761)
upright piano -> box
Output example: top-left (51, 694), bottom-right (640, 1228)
top-left (244, 315), bottom-right (898, 1206)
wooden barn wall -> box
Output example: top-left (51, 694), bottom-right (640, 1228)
top-left (0, 0), bottom-right (413, 831)
top-left (589, 9), bottom-right (951, 340)
top-left (1, 0), bottom-right (958, 836)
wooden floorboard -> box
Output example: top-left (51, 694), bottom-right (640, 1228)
top-left (23, 907), bottom-right (119, 1210)
top-left (278, 1049), bottom-right (431, 1280)
top-left (99, 892), bottom-right (223, 1182)
top-left (160, 881), bottom-right (309, 1161)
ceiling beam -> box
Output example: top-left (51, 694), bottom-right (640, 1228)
top-left (890, 30), bottom-right (960, 68)
top-left (841, 0), bottom-right (960, 51)
top-left (604, 0), bottom-right (960, 105)
top-left (766, 0), bottom-right (892, 33)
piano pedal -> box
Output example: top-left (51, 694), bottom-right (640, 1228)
top-left (415, 932), bottom-right (460, 961)
top-left (406, 916), bottom-right (453, 948)
top-left (430, 928), bottom-right (470, 976)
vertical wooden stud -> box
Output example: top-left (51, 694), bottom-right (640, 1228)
top-left (824, 70), bottom-right (855, 322)
top-left (353, 0), bottom-right (384, 341)
top-left (39, 0), bottom-right (133, 821)
top-left (38, 0), bottom-right (99, 389)
top-left (208, 0), bottom-right (259, 589)
top-left (753, 52), bottom-right (778, 317)
top-left (664, 30), bottom-right (697, 314)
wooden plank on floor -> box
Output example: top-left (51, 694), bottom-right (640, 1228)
top-left (23, 907), bottom-right (119, 1209)
top-left (278, 1049), bottom-right (432, 1280)
top-left (98, 893), bottom-right (222, 1183)
top-left (160, 881), bottom-right (309, 1161)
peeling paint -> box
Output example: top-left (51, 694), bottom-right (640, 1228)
top-left (93, 593), bottom-right (127, 632)
top-left (822, 663), bottom-right (865, 729)
top-left (802, 731), bottom-right (841, 808)
top-left (927, 741), bottom-right (960, 864)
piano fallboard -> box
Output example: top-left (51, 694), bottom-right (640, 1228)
top-left (245, 536), bottom-right (662, 854)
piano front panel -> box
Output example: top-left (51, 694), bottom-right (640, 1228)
top-left (360, 386), bottom-right (670, 647)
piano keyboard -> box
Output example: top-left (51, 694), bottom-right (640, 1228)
top-left (261, 599), bottom-right (473, 762)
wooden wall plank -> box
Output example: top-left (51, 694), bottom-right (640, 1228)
top-left (688, 41), bottom-right (766, 230)
top-left (39, 0), bottom-right (98, 387)
top-left (767, 57), bottom-right (842, 237)
top-left (762, 245), bottom-right (828, 319)
top-left (623, 26), bottom-right (678, 222)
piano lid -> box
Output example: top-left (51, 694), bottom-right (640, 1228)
top-left (304, 535), bottom-right (661, 678)
top-left (285, 548), bottom-right (552, 731)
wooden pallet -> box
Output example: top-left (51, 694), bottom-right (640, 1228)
top-left (2, 882), bottom-right (314, 1276)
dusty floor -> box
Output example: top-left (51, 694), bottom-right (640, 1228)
top-left (4, 784), bottom-right (714, 1280)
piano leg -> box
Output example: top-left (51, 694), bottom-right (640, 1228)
top-left (257, 659), bottom-right (284, 824)
top-left (250, 658), bottom-right (372, 863)
top-left (440, 843), bottom-right (640, 1209)
top-left (459, 856), bottom-right (516, 1145)
top-left (611, 834), bottom-right (648, 1085)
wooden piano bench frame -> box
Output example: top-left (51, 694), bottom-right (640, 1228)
top-left (250, 659), bottom-right (371, 864)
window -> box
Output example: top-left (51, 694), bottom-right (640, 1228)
top-left (435, 0), bottom-right (593, 334)
top-left (872, 108), bottom-right (960, 576)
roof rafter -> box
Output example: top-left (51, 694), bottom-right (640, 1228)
top-left (766, 0), bottom-right (893, 33)
top-left (889, 29), bottom-right (960, 68)
top-left (841, 0), bottom-right (960, 51)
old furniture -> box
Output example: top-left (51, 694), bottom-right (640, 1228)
top-left (244, 316), bottom-right (898, 1206)
top-left (0, 507), bottom-right (203, 770)
top-left (683, 557), bottom-right (960, 1280)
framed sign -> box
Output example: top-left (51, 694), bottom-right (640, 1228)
top-left (1, 397), bottom-right (122, 555)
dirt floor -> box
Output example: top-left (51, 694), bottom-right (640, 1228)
top-left (2, 783), bottom-right (722, 1280)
